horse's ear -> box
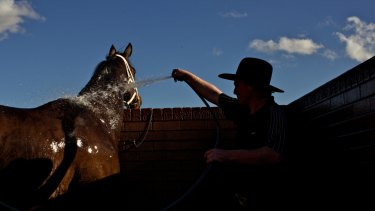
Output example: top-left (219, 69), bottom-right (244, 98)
top-left (123, 43), bottom-right (132, 58)
top-left (109, 45), bottom-right (117, 57)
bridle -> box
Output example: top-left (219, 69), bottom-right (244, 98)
top-left (115, 53), bottom-right (151, 151)
top-left (115, 54), bottom-right (153, 149)
top-left (115, 53), bottom-right (139, 108)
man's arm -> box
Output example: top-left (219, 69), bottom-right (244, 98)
top-left (172, 69), bottom-right (222, 105)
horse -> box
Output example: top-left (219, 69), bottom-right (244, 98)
top-left (0, 43), bottom-right (141, 210)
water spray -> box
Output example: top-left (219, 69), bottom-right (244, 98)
top-left (134, 75), bottom-right (173, 88)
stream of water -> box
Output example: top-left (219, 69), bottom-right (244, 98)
top-left (127, 75), bottom-right (172, 90)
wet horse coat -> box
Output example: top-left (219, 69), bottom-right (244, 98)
top-left (0, 43), bottom-right (141, 210)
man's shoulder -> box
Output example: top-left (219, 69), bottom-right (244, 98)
top-left (270, 102), bottom-right (288, 113)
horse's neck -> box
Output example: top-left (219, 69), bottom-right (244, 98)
top-left (74, 61), bottom-right (130, 131)
top-left (73, 88), bottom-right (124, 131)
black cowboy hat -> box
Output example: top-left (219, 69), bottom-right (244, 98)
top-left (218, 57), bottom-right (284, 93)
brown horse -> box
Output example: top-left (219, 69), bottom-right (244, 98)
top-left (0, 43), bottom-right (141, 210)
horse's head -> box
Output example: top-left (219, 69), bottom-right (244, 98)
top-left (78, 43), bottom-right (141, 112)
top-left (107, 43), bottom-right (142, 109)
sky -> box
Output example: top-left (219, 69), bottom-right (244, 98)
top-left (0, 0), bottom-right (374, 109)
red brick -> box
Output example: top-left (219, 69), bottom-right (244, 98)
top-left (123, 122), bottom-right (150, 132)
top-left (151, 108), bottom-right (163, 121)
top-left (123, 109), bottom-right (132, 121)
top-left (152, 121), bottom-right (181, 131)
top-left (162, 108), bottom-right (173, 120)
top-left (131, 108), bottom-right (142, 121)
top-left (141, 108), bottom-right (153, 121)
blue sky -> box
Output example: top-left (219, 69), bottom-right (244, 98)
top-left (0, 0), bottom-right (374, 109)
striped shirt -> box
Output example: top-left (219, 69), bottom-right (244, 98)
top-left (218, 93), bottom-right (288, 154)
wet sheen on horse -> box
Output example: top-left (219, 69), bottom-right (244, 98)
top-left (0, 43), bottom-right (141, 210)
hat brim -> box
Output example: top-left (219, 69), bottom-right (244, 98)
top-left (269, 85), bottom-right (284, 93)
top-left (218, 73), bottom-right (236, 80)
top-left (218, 73), bottom-right (284, 93)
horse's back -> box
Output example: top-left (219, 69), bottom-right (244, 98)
top-left (0, 99), bottom-right (121, 208)
top-left (0, 43), bottom-right (140, 209)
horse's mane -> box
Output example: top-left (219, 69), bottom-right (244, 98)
top-left (78, 56), bottom-right (131, 96)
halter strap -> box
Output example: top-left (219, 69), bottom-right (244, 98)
top-left (115, 54), bottom-right (139, 107)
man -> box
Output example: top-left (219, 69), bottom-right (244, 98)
top-left (171, 57), bottom-right (289, 210)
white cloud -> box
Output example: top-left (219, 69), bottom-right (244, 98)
top-left (249, 39), bottom-right (278, 53)
top-left (0, 0), bottom-right (45, 41)
top-left (336, 16), bottom-right (375, 62)
top-left (249, 37), bottom-right (323, 55)
top-left (219, 10), bottom-right (247, 18)
top-left (322, 49), bottom-right (338, 61)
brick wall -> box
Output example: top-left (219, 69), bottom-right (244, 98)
top-left (288, 56), bottom-right (375, 166)
top-left (119, 107), bottom-right (237, 210)
top-left (287, 56), bottom-right (375, 210)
